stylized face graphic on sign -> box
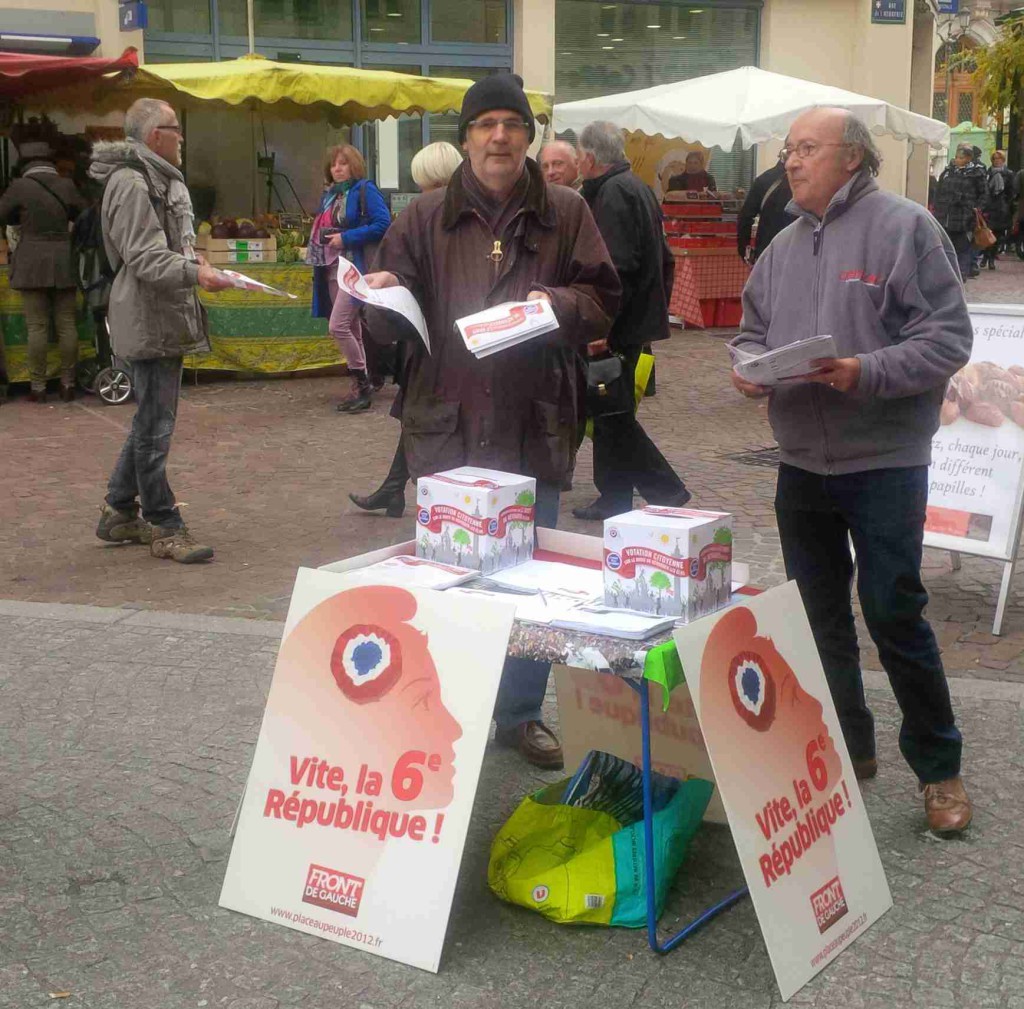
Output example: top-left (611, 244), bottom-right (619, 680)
top-left (700, 606), bottom-right (841, 793)
top-left (280, 585), bottom-right (462, 808)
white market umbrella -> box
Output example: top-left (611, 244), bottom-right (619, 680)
top-left (553, 66), bottom-right (949, 150)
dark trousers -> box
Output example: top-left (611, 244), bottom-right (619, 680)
top-left (947, 230), bottom-right (971, 282)
top-left (493, 480), bottom-right (560, 730)
top-left (775, 463), bottom-right (962, 784)
top-left (592, 345), bottom-right (686, 514)
top-left (105, 356), bottom-right (184, 530)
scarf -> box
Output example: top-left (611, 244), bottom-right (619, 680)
top-left (461, 164), bottom-right (529, 237)
top-left (129, 138), bottom-right (197, 254)
top-left (989, 168), bottom-right (1006, 197)
top-left (308, 180), bottom-right (355, 267)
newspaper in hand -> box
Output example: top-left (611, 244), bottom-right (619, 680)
top-left (336, 256), bottom-right (430, 352)
top-left (221, 270), bottom-right (298, 299)
top-left (456, 300), bottom-right (559, 359)
top-left (729, 334), bottom-right (837, 386)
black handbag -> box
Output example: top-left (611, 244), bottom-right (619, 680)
top-left (586, 354), bottom-right (633, 417)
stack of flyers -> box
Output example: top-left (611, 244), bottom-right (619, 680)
top-left (343, 555), bottom-right (477, 590)
top-left (221, 270), bottom-right (298, 299)
top-left (456, 300), bottom-right (559, 358)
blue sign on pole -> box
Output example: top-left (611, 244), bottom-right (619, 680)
top-left (937, 0), bottom-right (960, 13)
top-left (119, 0), bottom-right (148, 31)
top-left (871, 0), bottom-right (906, 24)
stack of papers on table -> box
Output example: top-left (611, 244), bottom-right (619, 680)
top-left (343, 555), bottom-right (477, 590)
top-left (457, 300), bottom-right (559, 358)
top-left (550, 608), bottom-right (677, 639)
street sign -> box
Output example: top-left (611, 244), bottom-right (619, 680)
top-left (871, 0), bottom-right (906, 24)
top-left (937, 0), bottom-right (960, 12)
top-left (119, 0), bottom-right (147, 31)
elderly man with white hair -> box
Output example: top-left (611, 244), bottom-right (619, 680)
top-left (539, 140), bottom-right (580, 190)
top-left (731, 107), bottom-right (974, 836)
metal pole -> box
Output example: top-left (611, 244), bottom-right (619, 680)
top-left (247, 0), bottom-right (255, 54)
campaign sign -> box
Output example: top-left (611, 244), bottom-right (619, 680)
top-left (219, 567), bottom-right (517, 972)
top-left (673, 582), bottom-right (892, 1002)
top-left (924, 306), bottom-right (1024, 562)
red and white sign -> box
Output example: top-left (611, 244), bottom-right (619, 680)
top-left (219, 567), bottom-right (517, 972)
top-left (673, 582), bottom-right (892, 1002)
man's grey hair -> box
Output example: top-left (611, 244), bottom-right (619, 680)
top-left (842, 113), bottom-right (882, 177)
top-left (578, 121), bottom-right (626, 166)
top-left (124, 98), bottom-right (173, 142)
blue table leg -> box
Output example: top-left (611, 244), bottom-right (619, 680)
top-left (626, 676), bottom-right (748, 953)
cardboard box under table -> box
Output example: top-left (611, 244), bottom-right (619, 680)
top-left (321, 529), bottom-right (755, 955)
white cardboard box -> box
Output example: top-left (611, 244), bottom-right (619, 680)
top-left (603, 506), bottom-right (733, 621)
top-left (414, 467), bottom-right (536, 574)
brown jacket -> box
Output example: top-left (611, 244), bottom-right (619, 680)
top-left (369, 159), bottom-right (620, 484)
top-left (0, 170), bottom-right (85, 290)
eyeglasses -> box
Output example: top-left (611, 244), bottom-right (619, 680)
top-left (467, 117), bottom-right (531, 136)
top-left (155, 124), bottom-right (183, 135)
top-left (778, 141), bottom-right (850, 162)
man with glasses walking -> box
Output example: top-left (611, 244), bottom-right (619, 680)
top-left (362, 74), bottom-right (620, 769)
top-left (91, 98), bottom-right (233, 563)
top-left (730, 108), bottom-right (974, 836)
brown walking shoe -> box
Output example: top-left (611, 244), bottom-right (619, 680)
top-left (150, 525), bottom-right (214, 564)
top-left (494, 720), bottom-right (564, 770)
top-left (922, 776), bottom-right (972, 835)
top-left (96, 504), bottom-right (152, 545)
top-left (852, 757), bottom-right (877, 781)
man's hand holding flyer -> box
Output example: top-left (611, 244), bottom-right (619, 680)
top-left (730, 335), bottom-right (837, 386)
top-left (336, 256), bottom-right (430, 352)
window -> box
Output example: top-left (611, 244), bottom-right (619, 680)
top-left (431, 0), bottom-right (506, 43)
top-left (218, 0), bottom-right (353, 40)
top-left (555, 1), bottom-right (759, 192)
top-left (933, 92), bottom-right (948, 124)
top-left (362, 0), bottom-right (420, 44)
top-left (957, 92), bottom-right (974, 125)
top-left (147, 0), bottom-right (211, 34)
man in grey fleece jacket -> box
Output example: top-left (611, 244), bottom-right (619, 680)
top-left (91, 98), bottom-right (232, 564)
top-left (731, 108), bottom-right (973, 835)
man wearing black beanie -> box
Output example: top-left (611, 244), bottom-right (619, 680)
top-left (360, 73), bottom-right (620, 770)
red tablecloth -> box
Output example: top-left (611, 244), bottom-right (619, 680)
top-left (669, 253), bottom-right (751, 327)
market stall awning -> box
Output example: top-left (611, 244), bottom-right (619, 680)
top-left (553, 66), bottom-right (948, 150)
top-left (0, 47), bottom-right (138, 101)
top-left (23, 55), bottom-right (552, 126)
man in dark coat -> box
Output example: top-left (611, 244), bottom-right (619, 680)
top-left (364, 74), bottom-right (620, 769)
top-left (571, 120), bottom-right (690, 520)
top-left (934, 143), bottom-right (987, 281)
top-left (737, 157), bottom-right (796, 263)
top-left (0, 141), bottom-right (86, 401)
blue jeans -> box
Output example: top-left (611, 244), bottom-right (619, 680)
top-left (106, 356), bottom-right (184, 530)
top-left (775, 463), bottom-right (962, 784)
top-left (493, 480), bottom-right (560, 730)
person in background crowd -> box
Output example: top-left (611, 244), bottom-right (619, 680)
top-left (572, 120), bottom-right (690, 521)
top-left (362, 73), bottom-right (619, 769)
top-left (933, 142), bottom-right (987, 281)
top-left (539, 140), bottom-right (580, 189)
top-left (731, 107), bottom-right (973, 836)
top-left (308, 144), bottom-right (391, 414)
top-left (348, 141), bottom-right (464, 519)
top-left (0, 141), bottom-right (86, 402)
top-left (91, 98), bottom-right (234, 564)
top-left (968, 145), bottom-right (986, 278)
top-left (982, 149), bottom-right (1016, 269)
top-left (1016, 163), bottom-right (1024, 261)
top-left (736, 155), bottom-right (796, 264)
top-left (667, 150), bottom-right (717, 193)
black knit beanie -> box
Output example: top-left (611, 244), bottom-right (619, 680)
top-left (458, 73), bottom-right (535, 144)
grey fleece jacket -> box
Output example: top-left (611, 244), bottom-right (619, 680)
top-left (732, 171), bottom-right (973, 476)
top-left (89, 139), bottom-right (207, 361)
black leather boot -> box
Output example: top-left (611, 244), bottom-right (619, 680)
top-left (349, 443), bottom-right (409, 517)
top-left (337, 370), bottom-right (372, 413)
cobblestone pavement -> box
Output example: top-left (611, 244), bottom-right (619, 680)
top-left (0, 600), bottom-right (1021, 1009)
top-left (1, 257), bottom-right (1023, 678)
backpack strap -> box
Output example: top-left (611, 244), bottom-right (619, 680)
top-left (760, 176), bottom-right (785, 214)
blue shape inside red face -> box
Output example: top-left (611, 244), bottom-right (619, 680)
top-left (331, 624), bottom-right (402, 703)
top-left (728, 650), bottom-right (776, 731)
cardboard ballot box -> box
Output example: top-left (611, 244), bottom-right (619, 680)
top-left (603, 506), bottom-right (733, 621)
top-left (415, 467), bottom-right (536, 574)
